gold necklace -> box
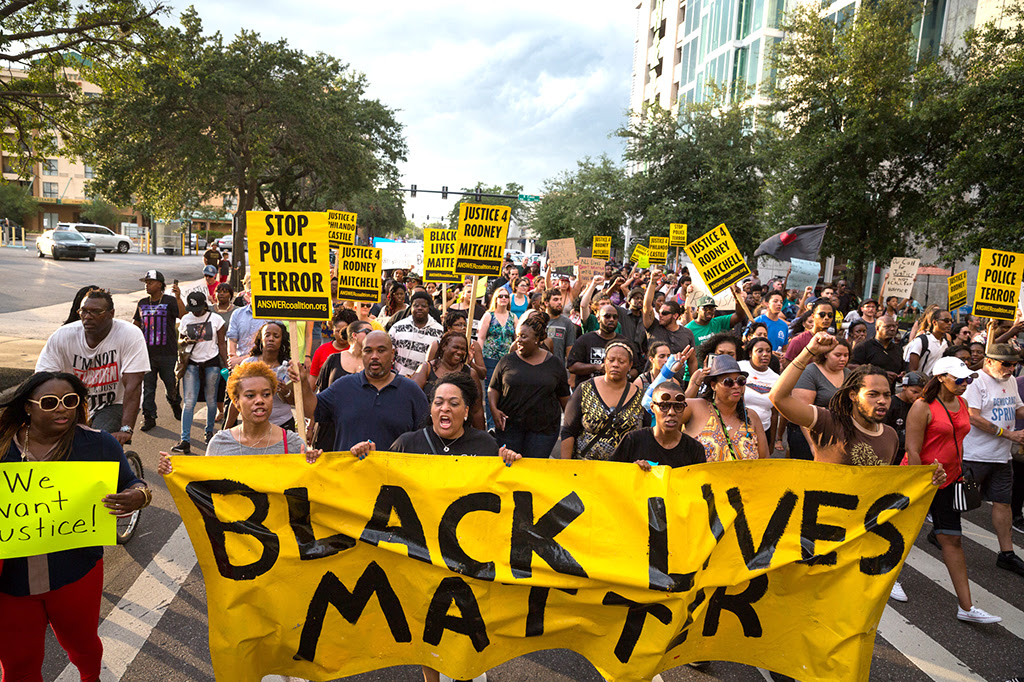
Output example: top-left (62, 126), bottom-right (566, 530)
top-left (239, 423), bottom-right (273, 450)
top-left (20, 425), bottom-right (59, 462)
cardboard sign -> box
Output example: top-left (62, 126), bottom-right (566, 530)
top-left (454, 204), bottom-right (511, 277)
top-left (648, 236), bottom-right (669, 265)
top-left (336, 245), bottom-right (382, 303)
top-left (973, 249), bottom-right (1024, 320)
top-left (881, 257), bottom-right (919, 300)
top-left (0, 462), bottom-right (118, 559)
top-left (380, 241), bottom-right (423, 272)
top-left (787, 257), bottom-right (821, 293)
top-left (327, 210), bottom-right (357, 249)
top-left (547, 238), bottom-right (577, 268)
top-left (166, 454), bottom-right (937, 682)
top-left (577, 257), bottom-right (605, 286)
top-left (629, 242), bottom-right (648, 264)
top-left (948, 271), bottom-right (968, 311)
top-left (669, 223), bottom-right (688, 248)
top-left (592, 236), bottom-right (611, 261)
top-left (683, 223), bottom-right (750, 295)
top-left (248, 211), bottom-right (331, 321)
top-left (423, 228), bottom-right (461, 284)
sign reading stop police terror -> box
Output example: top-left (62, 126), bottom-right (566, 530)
top-left (327, 210), bottom-right (357, 249)
top-left (973, 248), bottom-right (1024, 320)
top-left (684, 223), bottom-right (750, 295)
top-left (669, 223), bottom-right (687, 248)
top-left (337, 245), bottom-right (382, 303)
top-left (248, 211), bottom-right (331, 321)
top-left (454, 204), bottom-right (511, 277)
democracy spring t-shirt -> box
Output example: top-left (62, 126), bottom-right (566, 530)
top-left (962, 369), bottom-right (1023, 463)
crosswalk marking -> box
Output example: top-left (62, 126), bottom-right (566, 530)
top-left (878, 606), bottom-right (987, 682)
top-left (960, 516), bottom-right (1022, 554)
top-left (55, 522), bottom-right (197, 682)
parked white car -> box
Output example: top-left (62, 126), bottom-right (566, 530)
top-left (56, 222), bottom-right (132, 253)
top-left (216, 234), bottom-right (247, 251)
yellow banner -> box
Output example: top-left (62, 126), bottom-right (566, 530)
top-left (592, 235), bottom-right (611, 261)
top-left (454, 204), bottom-right (511, 277)
top-left (669, 223), bottom-right (687, 248)
top-left (648, 236), bottom-right (669, 265)
top-left (973, 248), bottom-right (1024, 320)
top-left (948, 270), bottom-right (968, 311)
top-left (629, 242), bottom-right (648, 264)
top-left (423, 228), bottom-right (461, 284)
top-left (684, 224), bottom-right (750, 295)
top-left (327, 210), bottom-right (357, 249)
top-left (1, 462), bottom-right (118, 559)
top-left (248, 211), bottom-right (331, 321)
top-left (165, 455), bottom-right (935, 682)
top-left (336, 245), bottom-right (382, 303)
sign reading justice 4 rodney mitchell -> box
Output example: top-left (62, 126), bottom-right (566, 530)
top-left (454, 204), bottom-right (511, 277)
top-left (248, 211), bottom-right (331, 321)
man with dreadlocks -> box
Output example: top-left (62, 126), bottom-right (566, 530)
top-left (770, 332), bottom-right (902, 466)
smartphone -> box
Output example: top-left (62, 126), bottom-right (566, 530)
top-left (173, 279), bottom-right (179, 285)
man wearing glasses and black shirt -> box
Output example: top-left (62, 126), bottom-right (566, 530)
top-left (567, 304), bottom-right (641, 383)
top-left (851, 315), bottom-right (904, 382)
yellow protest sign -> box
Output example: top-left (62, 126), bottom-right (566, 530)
top-left (1, 462), bottom-right (118, 559)
top-left (669, 223), bottom-right (687, 248)
top-left (592, 236), bottom-right (611, 260)
top-left (454, 204), bottom-right (511, 277)
top-left (248, 211), bottom-right (331, 321)
top-left (629, 242), bottom-right (648, 264)
top-left (648, 236), bottom-right (669, 265)
top-left (948, 270), bottom-right (968, 311)
top-left (684, 224), bottom-right (750, 295)
top-left (166, 455), bottom-right (935, 682)
top-left (336, 245), bottom-right (382, 303)
top-left (327, 210), bottom-right (357, 249)
top-left (423, 228), bottom-right (461, 284)
top-left (973, 248), bottom-right (1024, 320)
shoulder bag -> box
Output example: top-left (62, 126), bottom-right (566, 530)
top-left (575, 380), bottom-right (632, 459)
top-left (939, 399), bottom-right (981, 512)
top-left (175, 312), bottom-right (212, 382)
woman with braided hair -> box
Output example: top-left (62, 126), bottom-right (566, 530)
top-left (412, 330), bottom-right (484, 430)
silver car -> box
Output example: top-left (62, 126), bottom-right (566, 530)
top-left (56, 222), bottom-right (132, 253)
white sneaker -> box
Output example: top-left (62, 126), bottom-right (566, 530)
top-left (889, 581), bottom-right (908, 602)
top-left (957, 605), bottom-right (1002, 624)
top-left (925, 512), bottom-right (933, 523)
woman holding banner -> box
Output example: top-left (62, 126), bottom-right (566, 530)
top-left (0, 371), bottom-right (150, 682)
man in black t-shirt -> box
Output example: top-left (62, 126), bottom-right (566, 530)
top-left (851, 315), bottom-right (903, 381)
top-left (612, 381), bottom-right (706, 468)
top-left (133, 270), bottom-right (186, 431)
top-left (884, 371), bottom-right (925, 459)
top-left (567, 304), bottom-right (640, 383)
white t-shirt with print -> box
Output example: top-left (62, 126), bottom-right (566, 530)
top-left (739, 360), bottom-right (779, 433)
top-left (904, 333), bottom-right (947, 375)
top-left (36, 320), bottom-right (150, 416)
top-left (962, 369), bottom-right (1023, 463)
top-left (179, 311), bottom-right (225, 363)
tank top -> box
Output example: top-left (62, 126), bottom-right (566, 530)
top-left (510, 293), bottom-right (530, 317)
top-left (920, 397), bottom-right (968, 488)
top-left (698, 406), bottom-right (760, 462)
top-left (482, 312), bottom-right (517, 359)
top-left (424, 361), bottom-right (472, 398)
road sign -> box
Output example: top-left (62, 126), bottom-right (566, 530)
top-left (517, 194), bottom-right (541, 202)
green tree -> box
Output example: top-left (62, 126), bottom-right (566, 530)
top-left (0, 183), bottom-right (39, 224)
top-left (618, 94), bottom-right (770, 258)
top-left (765, 0), bottom-right (944, 283)
top-left (79, 197), bottom-right (121, 227)
top-left (445, 182), bottom-right (526, 230)
top-left (531, 155), bottom-right (626, 254)
top-left (79, 9), bottom-right (406, 285)
top-left (345, 188), bottom-right (406, 243)
top-left (0, 0), bottom-right (165, 172)
top-left (391, 219), bottom-right (423, 241)
top-left (920, 6), bottom-right (1024, 261)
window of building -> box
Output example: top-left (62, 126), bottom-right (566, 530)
top-left (43, 213), bottom-right (59, 230)
top-left (84, 163), bottom-right (95, 178)
top-left (43, 182), bottom-right (59, 198)
top-left (42, 159), bottom-right (58, 176)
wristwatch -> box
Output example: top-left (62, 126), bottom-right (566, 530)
top-left (119, 425), bottom-right (134, 435)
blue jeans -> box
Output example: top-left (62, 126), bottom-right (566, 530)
top-left (483, 356), bottom-right (500, 431)
top-left (142, 354), bottom-right (180, 418)
top-left (496, 420), bottom-right (559, 459)
top-left (181, 362), bottom-right (220, 442)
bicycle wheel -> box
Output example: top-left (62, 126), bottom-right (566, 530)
top-left (117, 450), bottom-right (144, 544)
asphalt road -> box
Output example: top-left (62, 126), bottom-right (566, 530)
top-left (0, 245), bottom-right (209, 314)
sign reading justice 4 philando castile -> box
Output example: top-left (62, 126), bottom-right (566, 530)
top-left (248, 211), bottom-right (332, 322)
top-left (454, 204), bottom-right (511, 277)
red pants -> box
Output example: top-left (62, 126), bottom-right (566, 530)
top-left (0, 559), bottom-right (103, 682)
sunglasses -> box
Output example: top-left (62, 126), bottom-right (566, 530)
top-left (652, 400), bottom-right (686, 413)
top-left (28, 393), bottom-right (81, 411)
top-left (78, 307), bottom-right (111, 318)
top-left (717, 377), bottom-right (747, 387)
top-left (815, 312), bottom-right (833, 318)
top-left (949, 376), bottom-right (974, 386)
top-left (991, 359), bottom-right (1017, 368)
top-left (659, 310), bottom-right (675, 316)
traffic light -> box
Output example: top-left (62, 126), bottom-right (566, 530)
top-left (441, 186), bottom-right (448, 200)
top-left (410, 184), bottom-right (417, 198)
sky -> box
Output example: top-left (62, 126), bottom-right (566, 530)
top-left (163, 0), bottom-right (638, 224)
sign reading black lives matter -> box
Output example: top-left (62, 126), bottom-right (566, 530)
top-left (247, 211), bottom-right (331, 321)
top-left (423, 227), bottom-right (461, 284)
top-left (337, 245), bottom-right (383, 303)
top-left (454, 203), bottom-right (511, 277)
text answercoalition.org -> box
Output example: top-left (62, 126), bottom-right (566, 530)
top-left (257, 299), bottom-right (329, 314)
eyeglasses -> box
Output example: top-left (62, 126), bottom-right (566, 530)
top-left (718, 377), bottom-right (748, 387)
top-left (652, 400), bottom-right (686, 413)
top-left (28, 394), bottom-right (81, 411)
top-left (78, 307), bottom-right (111, 318)
top-left (936, 317), bottom-right (953, 323)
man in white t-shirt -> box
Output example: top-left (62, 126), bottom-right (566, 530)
top-left (906, 309), bottom-right (951, 375)
top-left (962, 343), bottom-right (1024, 577)
top-left (36, 289), bottom-right (150, 445)
top-left (389, 291), bottom-right (443, 377)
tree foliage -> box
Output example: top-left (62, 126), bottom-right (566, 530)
top-left (0, 182), bottom-right (39, 223)
top-left (79, 197), bottom-right (122, 227)
top-left (0, 0), bottom-right (165, 171)
top-left (618, 93), bottom-right (769, 257)
top-left (530, 156), bottom-right (626, 253)
top-left (345, 188), bottom-right (406, 243)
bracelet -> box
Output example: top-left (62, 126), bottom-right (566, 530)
top-left (134, 487), bottom-right (152, 508)
top-left (792, 361), bottom-right (807, 370)
top-left (997, 427), bottom-right (1004, 438)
